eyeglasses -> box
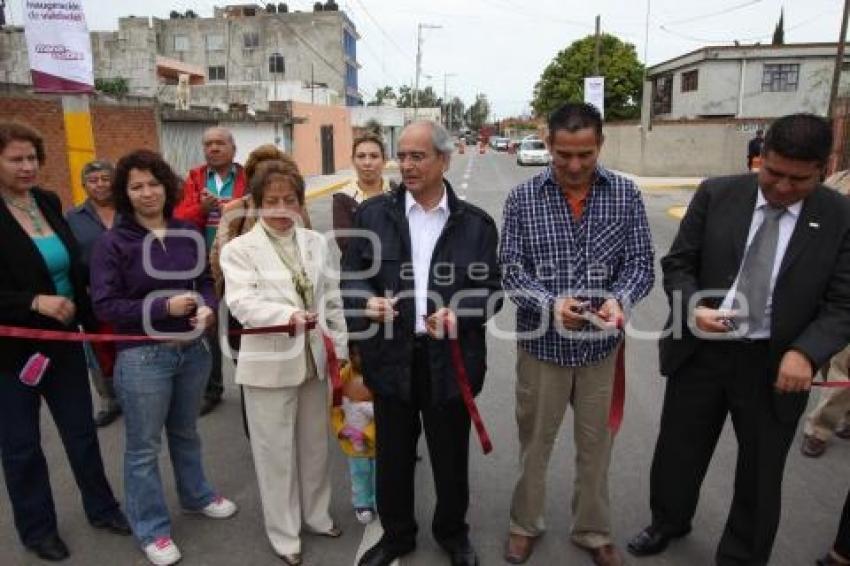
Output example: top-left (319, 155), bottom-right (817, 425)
top-left (85, 174), bottom-right (111, 184)
top-left (396, 151), bottom-right (434, 164)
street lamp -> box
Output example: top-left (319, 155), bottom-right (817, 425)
top-left (414, 23), bottom-right (442, 119)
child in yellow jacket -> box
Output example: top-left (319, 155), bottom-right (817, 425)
top-left (331, 345), bottom-right (376, 524)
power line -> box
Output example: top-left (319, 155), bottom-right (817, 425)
top-left (351, 0), bottom-right (416, 63)
top-left (662, 0), bottom-right (765, 26)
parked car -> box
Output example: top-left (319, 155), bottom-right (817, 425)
top-left (464, 132), bottom-right (478, 145)
top-left (517, 139), bottom-right (550, 166)
top-left (492, 137), bottom-right (510, 151)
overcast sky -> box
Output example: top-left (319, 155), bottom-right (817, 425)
top-left (7, 0), bottom-right (845, 116)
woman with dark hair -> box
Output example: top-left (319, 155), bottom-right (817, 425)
top-left (220, 159), bottom-right (348, 565)
top-left (0, 121), bottom-right (129, 561)
top-left (332, 132), bottom-right (392, 252)
top-left (90, 149), bottom-right (237, 566)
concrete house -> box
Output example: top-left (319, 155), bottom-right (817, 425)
top-left (648, 43), bottom-right (850, 120)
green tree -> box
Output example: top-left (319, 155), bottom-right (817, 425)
top-left (464, 94), bottom-right (490, 131)
top-left (772, 9), bottom-right (785, 45)
top-left (368, 85), bottom-right (397, 106)
top-left (445, 96), bottom-right (465, 130)
top-left (532, 33), bottom-right (644, 120)
top-left (397, 85), bottom-right (412, 107)
top-left (95, 77), bottom-right (129, 97)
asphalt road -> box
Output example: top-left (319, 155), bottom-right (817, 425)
top-left (1, 148), bottom-right (847, 566)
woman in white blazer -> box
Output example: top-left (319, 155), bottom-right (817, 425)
top-left (219, 159), bottom-right (348, 566)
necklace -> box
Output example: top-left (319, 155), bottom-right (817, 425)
top-left (2, 191), bottom-right (45, 235)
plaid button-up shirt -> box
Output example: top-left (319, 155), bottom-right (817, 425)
top-left (500, 165), bottom-right (655, 367)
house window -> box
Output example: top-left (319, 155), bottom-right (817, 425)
top-left (206, 34), bottom-right (225, 51)
top-left (762, 63), bottom-right (799, 92)
top-left (208, 66), bottom-right (226, 81)
top-left (269, 53), bottom-right (285, 74)
top-left (174, 34), bottom-right (190, 52)
top-left (652, 73), bottom-right (673, 115)
top-left (243, 31), bottom-right (260, 48)
top-left (681, 69), bottom-right (698, 92)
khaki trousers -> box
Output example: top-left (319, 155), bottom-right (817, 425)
top-left (804, 344), bottom-right (850, 441)
top-left (509, 345), bottom-right (618, 549)
top-left (244, 377), bottom-right (334, 556)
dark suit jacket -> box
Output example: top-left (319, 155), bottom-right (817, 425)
top-left (0, 187), bottom-right (93, 373)
top-left (659, 173), bottom-right (850, 420)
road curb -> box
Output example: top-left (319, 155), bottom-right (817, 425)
top-left (638, 183), bottom-right (700, 191)
top-left (306, 179), bottom-right (350, 202)
top-left (667, 205), bottom-right (687, 220)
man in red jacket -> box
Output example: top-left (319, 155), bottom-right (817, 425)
top-left (174, 126), bottom-right (246, 415)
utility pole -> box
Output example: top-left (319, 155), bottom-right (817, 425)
top-left (443, 72), bottom-right (456, 130)
top-left (593, 15), bottom-right (601, 76)
top-left (414, 22), bottom-right (441, 120)
top-left (828, 0), bottom-right (850, 118)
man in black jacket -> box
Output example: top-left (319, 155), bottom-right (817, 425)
top-left (342, 121), bottom-right (500, 566)
top-left (628, 114), bottom-right (850, 565)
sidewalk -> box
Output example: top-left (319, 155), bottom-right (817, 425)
top-left (611, 169), bottom-right (703, 190)
top-left (305, 169), bottom-right (354, 201)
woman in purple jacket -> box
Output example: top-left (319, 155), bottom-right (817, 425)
top-left (90, 150), bottom-right (237, 566)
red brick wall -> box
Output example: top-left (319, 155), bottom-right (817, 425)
top-left (0, 97), bottom-right (72, 205)
top-left (91, 104), bottom-right (159, 166)
top-left (0, 93), bottom-right (160, 209)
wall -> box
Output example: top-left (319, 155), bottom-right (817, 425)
top-left (601, 119), bottom-right (769, 177)
top-left (159, 120), bottom-right (212, 176)
top-left (156, 11), bottom-right (353, 105)
top-left (0, 90), bottom-right (160, 208)
top-left (661, 57), bottom-right (843, 120)
top-left (290, 102), bottom-right (352, 176)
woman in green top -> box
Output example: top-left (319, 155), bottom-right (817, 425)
top-left (0, 122), bottom-right (130, 561)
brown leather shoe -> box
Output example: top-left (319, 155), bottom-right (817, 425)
top-left (504, 533), bottom-right (534, 564)
top-left (802, 434), bottom-right (828, 457)
top-left (587, 544), bottom-right (624, 566)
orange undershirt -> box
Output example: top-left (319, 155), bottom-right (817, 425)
top-left (564, 192), bottom-right (588, 221)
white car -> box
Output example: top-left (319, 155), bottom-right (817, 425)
top-left (517, 139), bottom-right (550, 166)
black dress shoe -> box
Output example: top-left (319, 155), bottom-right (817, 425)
top-left (94, 406), bottom-right (122, 427)
top-left (27, 533), bottom-right (70, 561)
top-left (90, 511), bottom-right (132, 535)
top-left (448, 543), bottom-right (479, 566)
top-left (627, 525), bottom-right (691, 557)
top-left (358, 541), bottom-right (415, 566)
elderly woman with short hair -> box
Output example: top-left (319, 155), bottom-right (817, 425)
top-left (220, 158), bottom-right (348, 565)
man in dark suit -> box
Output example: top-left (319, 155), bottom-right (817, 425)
top-left (627, 113), bottom-right (850, 566)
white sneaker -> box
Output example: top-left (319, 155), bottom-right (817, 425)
top-left (192, 495), bottom-right (237, 519)
top-left (355, 507), bottom-right (375, 524)
top-left (143, 537), bottom-right (181, 566)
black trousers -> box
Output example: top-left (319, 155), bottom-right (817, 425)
top-left (0, 343), bottom-right (120, 546)
top-left (205, 329), bottom-right (224, 400)
top-left (373, 337), bottom-right (471, 551)
top-left (649, 341), bottom-right (798, 566)
top-left (834, 490), bottom-right (850, 559)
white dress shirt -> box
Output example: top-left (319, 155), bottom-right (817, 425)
top-left (720, 189), bottom-right (802, 338)
top-left (406, 188), bottom-right (449, 334)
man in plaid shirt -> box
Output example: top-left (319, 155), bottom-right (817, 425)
top-left (501, 103), bottom-right (654, 566)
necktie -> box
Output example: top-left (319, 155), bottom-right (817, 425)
top-left (735, 205), bottom-right (785, 334)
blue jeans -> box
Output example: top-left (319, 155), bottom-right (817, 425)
top-left (114, 339), bottom-right (216, 546)
top-left (348, 456), bottom-right (376, 509)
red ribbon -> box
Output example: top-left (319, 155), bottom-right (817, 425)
top-left (322, 332), bottom-right (344, 407)
top-left (445, 322), bottom-right (493, 455)
top-left (0, 322), bottom-right (314, 342)
top-left (608, 317), bottom-right (627, 435)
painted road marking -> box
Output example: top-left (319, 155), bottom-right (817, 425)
top-left (354, 520), bottom-right (399, 566)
